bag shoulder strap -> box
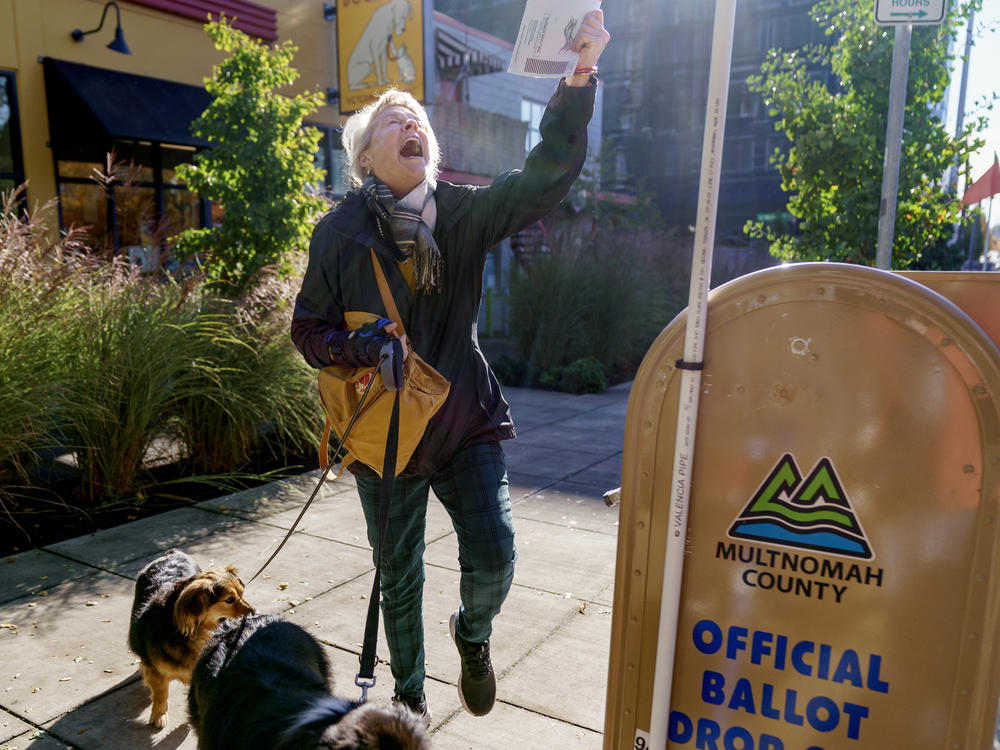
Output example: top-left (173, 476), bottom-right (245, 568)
top-left (369, 248), bottom-right (406, 337)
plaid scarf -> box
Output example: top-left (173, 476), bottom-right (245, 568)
top-left (363, 176), bottom-right (442, 294)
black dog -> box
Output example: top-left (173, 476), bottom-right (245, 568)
top-left (188, 613), bottom-right (429, 749)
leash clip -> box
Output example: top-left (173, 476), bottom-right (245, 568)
top-left (354, 672), bottom-right (377, 703)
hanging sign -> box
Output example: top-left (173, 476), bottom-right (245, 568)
top-left (336, 0), bottom-right (425, 114)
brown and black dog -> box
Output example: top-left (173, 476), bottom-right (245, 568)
top-left (128, 548), bottom-right (254, 728)
top-left (188, 613), bottom-right (430, 749)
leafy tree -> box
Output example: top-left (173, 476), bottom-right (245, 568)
top-left (174, 18), bottom-right (327, 292)
top-left (744, 0), bottom-right (990, 268)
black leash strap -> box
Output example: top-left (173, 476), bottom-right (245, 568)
top-left (247, 364), bottom-right (382, 585)
top-left (355, 387), bottom-right (400, 701)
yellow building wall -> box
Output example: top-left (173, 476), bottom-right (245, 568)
top-left (2, 0), bottom-right (342, 211)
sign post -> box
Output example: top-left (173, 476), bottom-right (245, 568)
top-left (872, 0), bottom-right (946, 269)
top-left (645, 1), bottom-right (736, 749)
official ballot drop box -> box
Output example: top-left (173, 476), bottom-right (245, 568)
top-left (604, 265), bottom-right (1000, 750)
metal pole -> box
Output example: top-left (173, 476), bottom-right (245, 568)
top-left (967, 211), bottom-right (978, 269)
top-left (875, 23), bottom-right (912, 270)
top-left (985, 197), bottom-right (993, 261)
top-left (646, 1), bottom-right (736, 748)
top-left (948, 8), bottom-right (974, 194)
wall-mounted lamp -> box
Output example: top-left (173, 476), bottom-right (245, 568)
top-left (323, 3), bottom-right (336, 21)
top-left (326, 87), bottom-right (340, 105)
top-left (71, 1), bottom-right (132, 55)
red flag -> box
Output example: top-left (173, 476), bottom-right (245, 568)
top-left (962, 153), bottom-right (1000, 206)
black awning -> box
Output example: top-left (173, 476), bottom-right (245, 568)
top-left (42, 58), bottom-right (212, 149)
top-left (436, 29), bottom-right (507, 78)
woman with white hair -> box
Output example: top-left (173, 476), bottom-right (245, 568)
top-left (291, 10), bottom-right (609, 727)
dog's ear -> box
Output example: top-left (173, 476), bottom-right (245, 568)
top-left (174, 580), bottom-right (213, 637)
top-left (224, 566), bottom-right (244, 586)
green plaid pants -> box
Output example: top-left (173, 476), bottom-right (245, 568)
top-left (356, 441), bottom-right (516, 699)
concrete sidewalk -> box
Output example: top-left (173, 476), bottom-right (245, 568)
top-left (0, 384), bottom-right (628, 750)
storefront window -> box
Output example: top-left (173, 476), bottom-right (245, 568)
top-left (115, 185), bottom-right (157, 246)
top-left (161, 143), bottom-right (197, 185)
top-left (58, 181), bottom-right (108, 238)
top-left (164, 188), bottom-right (201, 236)
top-left (56, 141), bottom-right (207, 255)
top-left (0, 72), bottom-right (25, 192)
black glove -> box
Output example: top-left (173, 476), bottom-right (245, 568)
top-left (326, 318), bottom-right (394, 368)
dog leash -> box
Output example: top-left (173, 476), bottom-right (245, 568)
top-left (246, 339), bottom-right (403, 705)
top-left (355, 383), bottom-right (399, 702)
top-left (247, 363), bottom-right (382, 585)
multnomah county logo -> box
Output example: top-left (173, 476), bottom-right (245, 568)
top-left (727, 454), bottom-right (873, 560)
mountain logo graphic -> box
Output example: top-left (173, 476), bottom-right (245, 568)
top-left (727, 454), bottom-right (873, 560)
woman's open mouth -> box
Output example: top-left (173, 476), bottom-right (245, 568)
top-left (400, 137), bottom-right (424, 158)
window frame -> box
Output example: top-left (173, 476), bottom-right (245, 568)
top-left (310, 123), bottom-right (347, 199)
top-left (521, 98), bottom-right (546, 155)
top-left (0, 71), bottom-right (26, 193)
top-left (54, 139), bottom-right (209, 252)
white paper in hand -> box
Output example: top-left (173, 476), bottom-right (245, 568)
top-left (508, 0), bottom-right (601, 78)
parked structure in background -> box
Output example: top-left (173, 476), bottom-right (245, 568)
top-left (433, 0), bottom-right (829, 234)
top-left (600, 0), bottom-right (829, 232)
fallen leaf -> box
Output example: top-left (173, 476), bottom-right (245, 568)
top-left (58, 677), bottom-right (71, 682)
top-left (85, 601), bottom-right (96, 607)
top-left (0, 624), bottom-right (16, 631)
top-left (578, 602), bottom-right (587, 614)
top-left (277, 582), bottom-right (288, 590)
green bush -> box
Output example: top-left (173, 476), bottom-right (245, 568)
top-left (489, 355), bottom-right (533, 388)
top-left (173, 18), bottom-right (327, 294)
top-left (58, 271), bottom-right (320, 502)
top-left (59, 272), bottom-right (211, 502)
top-left (538, 357), bottom-right (608, 394)
top-left (175, 276), bottom-right (319, 475)
top-left (506, 228), bottom-right (685, 388)
top-left (561, 357), bottom-right (608, 394)
top-left (0, 184), bottom-right (320, 511)
top-left (0, 188), bottom-right (84, 494)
